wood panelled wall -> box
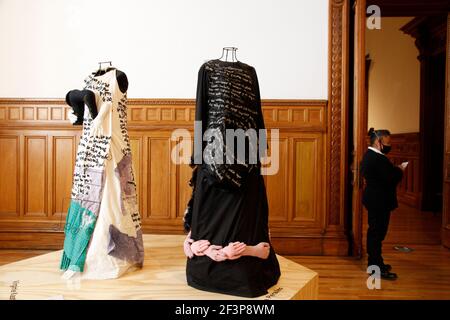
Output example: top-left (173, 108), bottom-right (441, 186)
top-left (387, 133), bottom-right (421, 208)
top-left (0, 0), bottom-right (351, 255)
top-left (0, 98), bottom-right (348, 255)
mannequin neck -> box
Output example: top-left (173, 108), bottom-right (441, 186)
top-left (219, 48), bottom-right (238, 62)
top-left (93, 67), bottom-right (115, 77)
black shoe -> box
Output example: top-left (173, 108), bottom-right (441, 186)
top-left (381, 264), bottom-right (392, 272)
top-left (381, 270), bottom-right (398, 280)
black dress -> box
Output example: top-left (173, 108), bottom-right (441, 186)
top-left (185, 60), bottom-right (281, 297)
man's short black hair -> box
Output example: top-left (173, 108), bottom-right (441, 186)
top-left (368, 127), bottom-right (391, 145)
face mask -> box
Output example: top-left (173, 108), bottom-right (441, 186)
top-left (381, 144), bottom-right (391, 154)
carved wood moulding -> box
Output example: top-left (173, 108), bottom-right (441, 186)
top-left (328, 0), bottom-right (347, 228)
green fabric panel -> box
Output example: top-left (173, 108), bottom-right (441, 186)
top-left (60, 200), bottom-right (97, 272)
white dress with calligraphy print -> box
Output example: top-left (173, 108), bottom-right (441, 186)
top-left (60, 69), bottom-right (144, 280)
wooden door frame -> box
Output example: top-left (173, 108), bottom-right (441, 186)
top-left (443, 13), bottom-right (450, 248)
top-left (326, 0), bottom-right (351, 255)
top-left (351, 0), bottom-right (367, 257)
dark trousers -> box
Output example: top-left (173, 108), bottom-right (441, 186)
top-left (366, 208), bottom-right (391, 267)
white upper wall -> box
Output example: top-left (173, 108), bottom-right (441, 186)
top-left (0, 0), bottom-right (329, 99)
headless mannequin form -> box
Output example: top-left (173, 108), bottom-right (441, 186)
top-left (65, 67), bottom-right (128, 126)
top-left (183, 48), bottom-right (271, 262)
top-left (93, 67), bottom-right (128, 93)
top-left (88, 67), bottom-right (128, 137)
top-left (62, 66), bottom-right (130, 280)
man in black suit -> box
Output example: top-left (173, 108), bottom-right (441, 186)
top-left (361, 128), bottom-right (406, 280)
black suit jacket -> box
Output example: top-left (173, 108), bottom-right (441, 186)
top-left (361, 149), bottom-right (403, 211)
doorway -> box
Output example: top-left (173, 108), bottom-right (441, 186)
top-left (364, 17), bottom-right (444, 246)
top-left (350, 0), bottom-right (450, 257)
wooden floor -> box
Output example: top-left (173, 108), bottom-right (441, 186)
top-left (292, 244), bottom-right (450, 299)
top-left (363, 203), bottom-right (442, 245)
top-left (1, 244), bottom-right (449, 300)
top-left (1, 202), bottom-right (449, 301)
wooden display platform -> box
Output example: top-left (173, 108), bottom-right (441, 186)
top-left (0, 235), bottom-right (318, 300)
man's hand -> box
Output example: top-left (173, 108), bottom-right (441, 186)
top-left (399, 161), bottom-right (408, 171)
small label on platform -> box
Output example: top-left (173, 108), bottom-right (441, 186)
top-left (9, 280), bottom-right (19, 300)
top-left (264, 287), bottom-right (283, 300)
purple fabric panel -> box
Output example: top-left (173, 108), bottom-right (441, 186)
top-left (115, 154), bottom-right (138, 216)
top-left (107, 224), bottom-right (144, 266)
top-left (115, 154), bottom-right (135, 196)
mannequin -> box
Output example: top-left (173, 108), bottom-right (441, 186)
top-left (66, 65), bottom-right (128, 126)
top-left (93, 66), bottom-right (129, 93)
top-left (61, 63), bottom-right (144, 280)
top-left (183, 47), bottom-right (271, 263)
top-left (88, 66), bottom-right (128, 137)
top-left (183, 48), bottom-right (280, 297)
